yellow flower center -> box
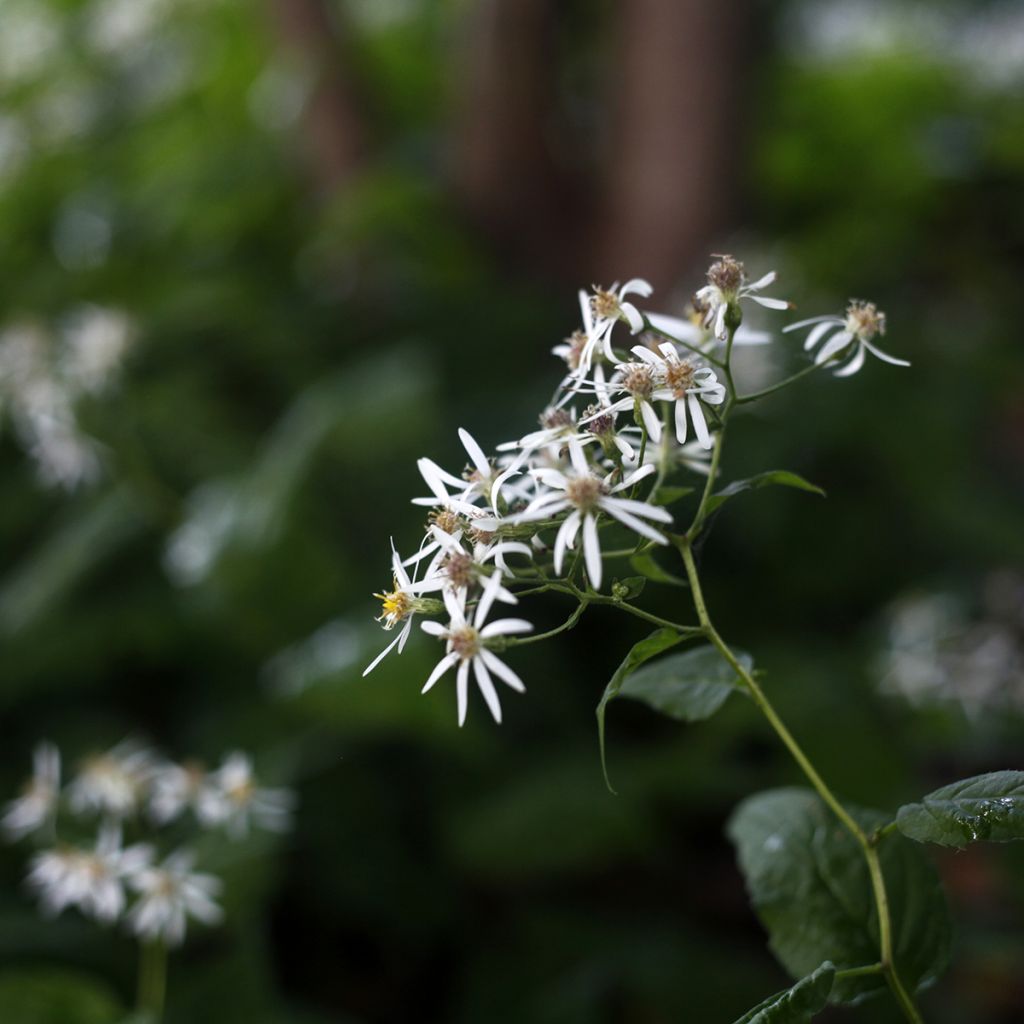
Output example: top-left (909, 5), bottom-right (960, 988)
top-left (374, 584), bottom-right (412, 629)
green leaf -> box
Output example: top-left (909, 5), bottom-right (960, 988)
top-left (629, 551), bottom-right (688, 587)
top-left (728, 788), bottom-right (951, 1004)
top-left (617, 644), bottom-right (750, 722)
top-left (732, 961), bottom-right (835, 1024)
top-left (706, 471), bottom-right (825, 515)
top-left (596, 629), bottom-right (684, 794)
top-left (896, 771), bottom-right (1024, 848)
top-left (652, 485), bottom-right (694, 506)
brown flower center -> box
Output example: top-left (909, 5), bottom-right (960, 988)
top-left (663, 358), bottom-right (696, 397)
top-left (707, 254), bottom-right (744, 295)
top-left (565, 475), bottom-right (606, 512)
top-left (844, 300), bottom-right (886, 341)
top-left (449, 626), bottom-right (480, 660)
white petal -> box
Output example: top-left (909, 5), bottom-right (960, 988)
top-left (480, 618), bottom-right (533, 637)
top-left (803, 320), bottom-right (837, 352)
top-left (862, 339), bottom-right (910, 367)
top-left (601, 502), bottom-right (670, 544)
top-left (783, 315), bottom-right (838, 332)
top-left (674, 398), bottom-right (689, 444)
top-left (583, 513), bottom-right (602, 589)
top-left (815, 331), bottom-right (854, 365)
top-left (621, 302), bottom-right (644, 334)
top-left (604, 496), bottom-right (673, 522)
top-left (640, 400), bottom-right (662, 441)
top-left (474, 569), bottom-right (504, 627)
top-left (456, 660), bottom-right (470, 726)
top-left (480, 648), bottom-right (526, 692)
top-left (458, 428), bottom-right (491, 479)
top-left (553, 511), bottom-right (581, 575)
top-left (832, 344), bottom-right (866, 377)
top-left (644, 312), bottom-right (699, 343)
top-left (422, 653), bottom-right (456, 693)
top-left (620, 277), bottom-right (653, 298)
top-left (472, 658), bottom-right (502, 724)
top-left (568, 438), bottom-right (589, 476)
top-left (363, 632), bottom-right (403, 677)
top-left (746, 270), bottom-right (777, 290)
top-left (420, 620), bottom-right (447, 637)
top-left (688, 392), bottom-right (711, 449)
top-left (749, 295), bottom-right (790, 310)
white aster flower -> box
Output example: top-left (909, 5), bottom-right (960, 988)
top-left (127, 849), bottom-right (223, 947)
top-left (695, 255), bottom-right (790, 341)
top-left (68, 741), bottom-right (157, 820)
top-left (28, 824), bottom-right (152, 924)
top-left (513, 440), bottom-right (672, 589)
top-left (196, 752), bottom-right (294, 839)
top-left (148, 760), bottom-right (208, 826)
top-left (364, 539), bottom-right (445, 676)
top-left (420, 570), bottom-right (532, 726)
top-left (783, 299), bottom-right (908, 377)
top-left (570, 279), bottom-right (653, 378)
top-left (3, 742), bottom-right (60, 840)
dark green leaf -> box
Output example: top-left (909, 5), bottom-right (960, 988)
top-left (896, 771), bottom-right (1024, 848)
top-left (629, 551), bottom-right (688, 587)
top-left (652, 485), bottom-right (694, 506)
top-left (618, 644), bottom-right (750, 722)
top-left (596, 629), bottom-right (684, 793)
top-left (732, 961), bottom-right (835, 1024)
top-left (728, 788), bottom-right (951, 1004)
top-left (706, 471), bottom-right (825, 515)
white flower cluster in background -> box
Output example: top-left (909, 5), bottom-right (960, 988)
top-left (0, 306), bottom-right (134, 490)
top-left (878, 571), bottom-right (1024, 718)
top-left (365, 257), bottom-right (908, 727)
top-left (3, 740), bottom-right (293, 947)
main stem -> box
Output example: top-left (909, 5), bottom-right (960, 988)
top-left (136, 940), bottom-right (167, 1022)
top-left (676, 319), bottom-right (922, 1022)
top-left (678, 538), bottom-right (922, 1023)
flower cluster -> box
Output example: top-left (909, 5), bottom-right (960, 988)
top-left (365, 257), bottom-right (907, 726)
top-left (3, 740), bottom-right (293, 947)
top-left (0, 306), bottom-right (134, 490)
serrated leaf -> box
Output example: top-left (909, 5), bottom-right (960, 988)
top-left (896, 771), bottom-right (1024, 848)
top-left (596, 629), bottom-right (684, 794)
top-left (617, 644), bottom-right (750, 722)
top-left (652, 485), bottom-right (694, 506)
top-left (629, 551), bottom-right (688, 587)
top-left (732, 961), bottom-right (835, 1024)
top-left (728, 788), bottom-right (951, 1005)
top-left (706, 471), bottom-right (825, 515)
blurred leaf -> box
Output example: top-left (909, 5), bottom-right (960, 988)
top-left (727, 788), bottom-right (951, 1004)
top-left (706, 472), bottom-right (825, 515)
top-left (617, 644), bottom-right (750, 722)
top-left (596, 629), bottom-right (684, 793)
top-left (652, 485), bottom-right (694, 506)
top-left (896, 771), bottom-right (1024, 848)
top-left (0, 967), bottom-right (124, 1024)
top-left (628, 551), bottom-right (687, 587)
top-left (732, 961), bottom-right (835, 1024)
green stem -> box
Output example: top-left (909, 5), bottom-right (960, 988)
top-left (503, 601), bottom-right (589, 646)
top-left (677, 543), bottom-right (923, 1023)
top-left (835, 963), bottom-right (885, 982)
top-left (641, 315), bottom-right (725, 368)
top-left (735, 362), bottom-right (819, 404)
top-left (136, 940), bottom-right (167, 1022)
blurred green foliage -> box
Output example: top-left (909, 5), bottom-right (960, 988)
top-left (1, 1), bottom-right (1022, 1022)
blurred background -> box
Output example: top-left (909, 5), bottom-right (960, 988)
top-left (1, 0), bottom-right (1023, 1021)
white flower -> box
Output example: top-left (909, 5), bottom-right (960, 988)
top-left (196, 752), bottom-right (294, 838)
top-left (67, 742), bottom-right (156, 820)
top-left (148, 760), bottom-right (207, 826)
top-left (783, 299), bottom-right (908, 377)
top-left (420, 570), bottom-right (532, 726)
top-left (572, 279), bottom-right (653, 377)
top-left (3, 742), bottom-right (60, 840)
top-left (632, 342), bottom-right (726, 448)
top-left (127, 850), bottom-right (223, 947)
top-left (363, 539), bottom-right (445, 677)
top-left (513, 440), bottom-right (673, 589)
top-left (58, 305), bottom-right (133, 394)
top-left (695, 256), bottom-right (790, 341)
top-left (28, 825), bottom-right (152, 924)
